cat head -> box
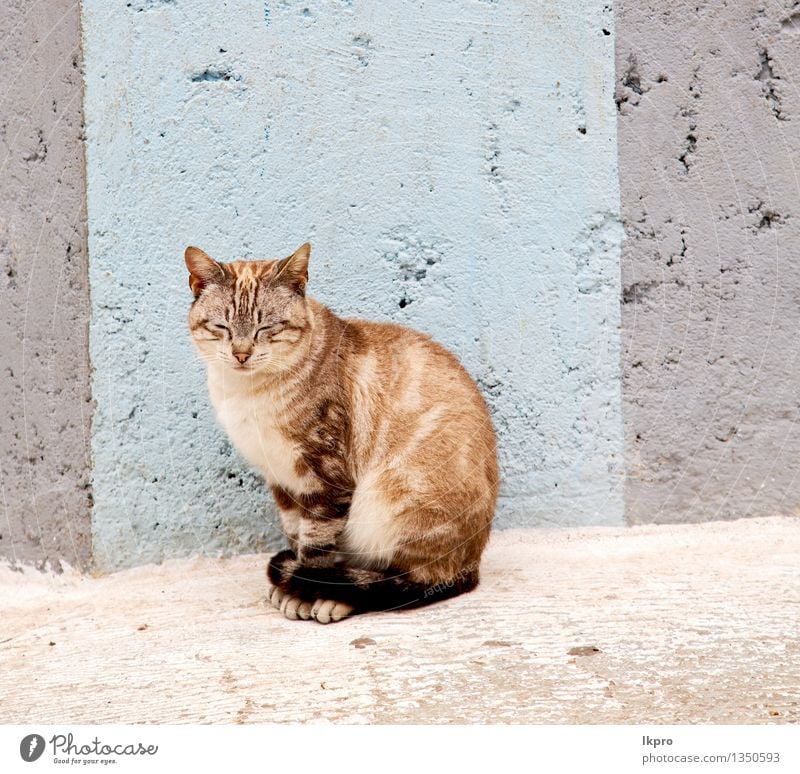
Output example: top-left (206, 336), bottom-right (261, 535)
top-left (185, 243), bottom-right (311, 375)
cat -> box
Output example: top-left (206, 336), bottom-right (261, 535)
top-left (185, 243), bottom-right (499, 623)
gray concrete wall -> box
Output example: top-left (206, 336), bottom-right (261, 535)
top-left (0, 1), bottom-right (92, 568)
top-left (617, 1), bottom-right (800, 522)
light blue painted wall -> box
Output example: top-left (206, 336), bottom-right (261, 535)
top-left (83, 0), bottom-right (624, 569)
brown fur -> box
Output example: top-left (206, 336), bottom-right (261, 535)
top-left (186, 243), bottom-right (499, 622)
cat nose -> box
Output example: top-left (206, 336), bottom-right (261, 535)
top-left (233, 351), bottom-right (251, 364)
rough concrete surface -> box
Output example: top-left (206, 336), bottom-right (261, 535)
top-left (2, 518), bottom-right (798, 724)
top-left (0, 1), bottom-right (92, 568)
top-left (617, 2), bottom-right (800, 523)
top-left (82, 0), bottom-right (624, 569)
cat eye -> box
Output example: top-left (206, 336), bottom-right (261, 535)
top-left (255, 322), bottom-right (289, 339)
top-left (206, 323), bottom-right (231, 335)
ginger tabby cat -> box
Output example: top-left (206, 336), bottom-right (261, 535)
top-left (186, 243), bottom-right (498, 623)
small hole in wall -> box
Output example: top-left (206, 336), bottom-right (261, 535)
top-left (578, 126), bottom-right (587, 135)
top-left (602, 28), bottom-right (611, 36)
top-left (398, 298), bottom-right (408, 309)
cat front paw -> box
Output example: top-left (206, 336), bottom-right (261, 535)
top-left (266, 549), bottom-right (354, 623)
top-left (267, 584), bottom-right (313, 620)
top-left (266, 584), bottom-right (353, 624)
top-left (310, 598), bottom-right (354, 624)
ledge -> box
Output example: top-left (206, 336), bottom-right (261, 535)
top-left (2, 517), bottom-right (798, 723)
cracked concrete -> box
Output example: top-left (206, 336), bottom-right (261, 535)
top-left (2, 519), bottom-right (797, 724)
top-left (616, 0), bottom-right (800, 523)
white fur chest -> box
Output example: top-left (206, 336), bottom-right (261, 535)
top-left (208, 375), bottom-right (313, 494)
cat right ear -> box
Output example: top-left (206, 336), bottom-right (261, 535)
top-left (273, 243), bottom-right (310, 295)
top-left (185, 246), bottom-right (225, 297)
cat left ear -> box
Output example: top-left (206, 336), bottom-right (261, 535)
top-left (274, 242), bottom-right (310, 294)
top-left (185, 246), bottom-right (225, 297)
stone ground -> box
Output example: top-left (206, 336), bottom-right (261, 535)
top-left (1, 518), bottom-right (798, 724)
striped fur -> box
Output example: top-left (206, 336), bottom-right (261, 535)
top-left (186, 243), bottom-right (499, 623)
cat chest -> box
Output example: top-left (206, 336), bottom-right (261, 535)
top-left (212, 394), bottom-right (312, 493)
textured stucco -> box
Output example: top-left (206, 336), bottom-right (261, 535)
top-left (83, 0), bottom-right (624, 569)
top-left (0, 1), bottom-right (92, 569)
top-left (617, 1), bottom-right (800, 522)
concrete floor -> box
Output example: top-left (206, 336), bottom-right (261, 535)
top-left (2, 517), bottom-right (798, 724)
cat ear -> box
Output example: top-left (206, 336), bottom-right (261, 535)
top-left (273, 242), bottom-right (310, 294)
top-left (185, 246), bottom-right (225, 297)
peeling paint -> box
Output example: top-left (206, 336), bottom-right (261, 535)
top-left (190, 67), bottom-right (242, 83)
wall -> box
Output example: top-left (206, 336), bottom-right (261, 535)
top-left (0, 1), bottom-right (92, 570)
top-left (82, 0), bottom-right (625, 569)
top-left (617, 0), bottom-right (800, 522)
top-left (5, 1), bottom-right (798, 573)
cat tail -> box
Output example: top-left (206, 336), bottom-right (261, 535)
top-left (267, 550), bottom-right (479, 612)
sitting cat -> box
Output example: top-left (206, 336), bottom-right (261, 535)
top-left (185, 243), bottom-right (498, 623)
